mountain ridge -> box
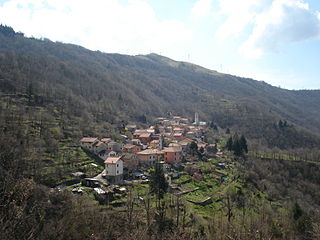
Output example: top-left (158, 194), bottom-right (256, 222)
top-left (1, 25), bottom-right (320, 149)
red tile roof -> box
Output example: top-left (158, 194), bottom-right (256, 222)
top-left (137, 149), bottom-right (160, 155)
top-left (96, 141), bottom-right (106, 147)
top-left (163, 147), bottom-right (181, 153)
top-left (80, 137), bottom-right (98, 143)
top-left (173, 133), bottom-right (183, 137)
top-left (124, 144), bottom-right (136, 149)
top-left (139, 133), bottom-right (151, 138)
top-left (169, 143), bottom-right (181, 147)
top-left (104, 157), bottom-right (122, 164)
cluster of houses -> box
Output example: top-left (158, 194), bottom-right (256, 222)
top-left (80, 114), bottom-right (216, 185)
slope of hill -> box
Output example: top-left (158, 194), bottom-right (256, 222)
top-left (1, 25), bottom-right (320, 150)
top-left (2, 24), bottom-right (320, 240)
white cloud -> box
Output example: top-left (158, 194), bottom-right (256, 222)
top-left (215, 0), bottom-right (270, 40)
top-left (216, 0), bottom-right (320, 58)
top-left (0, 0), bottom-right (193, 55)
top-left (191, 0), bottom-right (212, 18)
top-left (239, 0), bottom-right (320, 58)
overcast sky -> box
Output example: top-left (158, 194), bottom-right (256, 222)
top-left (0, 0), bottom-right (319, 89)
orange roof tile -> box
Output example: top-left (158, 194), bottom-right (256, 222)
top-left (139, 133), bottom-right (151, 138)
top-left (173, 133), bottom-right (183, 137)
top-left (163, 147), bottom-right (181, 153)
top-left (80, 137), bottom-right (98, 143)
top-left (100, 138), bottom-right (111, 143)
top-left (104, 157), bottom-right (122, 164)
top-left (96, 142), bottom-right (106, 147)
top-left (137, 149), bottom-right (160, 155)
top-left (169, 143), bottom-right (181, 147)
top-left (124, 144), bottom-right (136, 149)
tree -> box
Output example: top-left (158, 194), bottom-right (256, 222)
top-left (278, 120), bottom-right (284, 128)
top-left (0, 24), bottom-right (16, 37)
top-left (239, 135), bottom-right (248, 153)
top-left (26, 82), bottom-right (33, 103)
top-left (226, 134), bottom-right (248, 156)
top-left (154, 125), bottom-right (160, 134)
top-left (226, 137), bottom-right (233, 151)
top-left (210, 122), bottom-right (218, 130)
top-left (149, 163), bottom-right (168, 203)
top-left (292, 203), bottom-right (314, 238)
top-left (232, 134), bottom-right (243, 156)
top-left (292, 202), bottom-right (303, 221)
top-left (189, 141), bottom-right (198, 156)
top-left (138, 114), bottom-right (147, 123)
top-left (199, 146), bottom-right (204, 154)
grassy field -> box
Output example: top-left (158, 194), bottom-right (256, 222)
top-left (39, 143), bottom-right (104, 186)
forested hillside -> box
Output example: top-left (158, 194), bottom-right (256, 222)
top-left (1, 25), bottom-right (320, 151)
top-left (2, 25), bottom-right (320, 240)
top-left (1, 23), bottom-right (320, 188)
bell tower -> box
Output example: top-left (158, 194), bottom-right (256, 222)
top-left (195, 112), bottom-right (199, 125)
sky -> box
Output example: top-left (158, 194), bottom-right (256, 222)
top-left (0, 0), bottom-right (319, 90)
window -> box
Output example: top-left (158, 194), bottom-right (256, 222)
top-left (117, 170), bottom-right (119, 174)
top-left (117, 164), bottom-right (119, 167)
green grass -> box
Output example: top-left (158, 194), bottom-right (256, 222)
top-left (39, 145), bottom-right (104, 186)
top-left (131, 182), bottom-right (150, 196)
top-left (249, 150), bottom-right (320, 166)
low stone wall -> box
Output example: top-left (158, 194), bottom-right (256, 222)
top-left (186, 197), bottom-right (212, 206)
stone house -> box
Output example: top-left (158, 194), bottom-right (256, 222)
top-left (104, 156), bottom-right (123, 185)
top-left (80, 137), bottom-right (99, 151)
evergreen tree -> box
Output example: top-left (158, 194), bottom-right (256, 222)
top-left (213, 124), bottom-right (218, 131)
top-left (226, 137), bottom-right (233, 151)
top-left (0, 24), bottom-right (16, 37)
top-left (26, 83), bottom-right (33, 103)
top-left (232, 134), bottom-right (243, 156)
top-left (138, 114), bottom-right (147, 123)
top-left (278, 120), bottom-right (284, 128)
top-left (209, 122), bottom-right (218, 130)
top-left (149, 163), bottom-right (168, 201)
top-left (292, 202), bottom-right (303, 221)
top-left (199, 146), bottom-right (204, 154)
top-left (189, 141), bottom-right (198, 156)
top-left (239, 135), bottom-right (248, 153)
top-left (227, 134), bottom-right (248, 156)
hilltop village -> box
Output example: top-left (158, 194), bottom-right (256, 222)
top-left (77, 114), bottom-right (221, 194)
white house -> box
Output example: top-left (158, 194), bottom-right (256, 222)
top-left (104, 156), bottom-right (123, 184)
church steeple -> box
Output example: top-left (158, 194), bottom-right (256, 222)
top-left (195, 112), bottom-right (199, 125)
